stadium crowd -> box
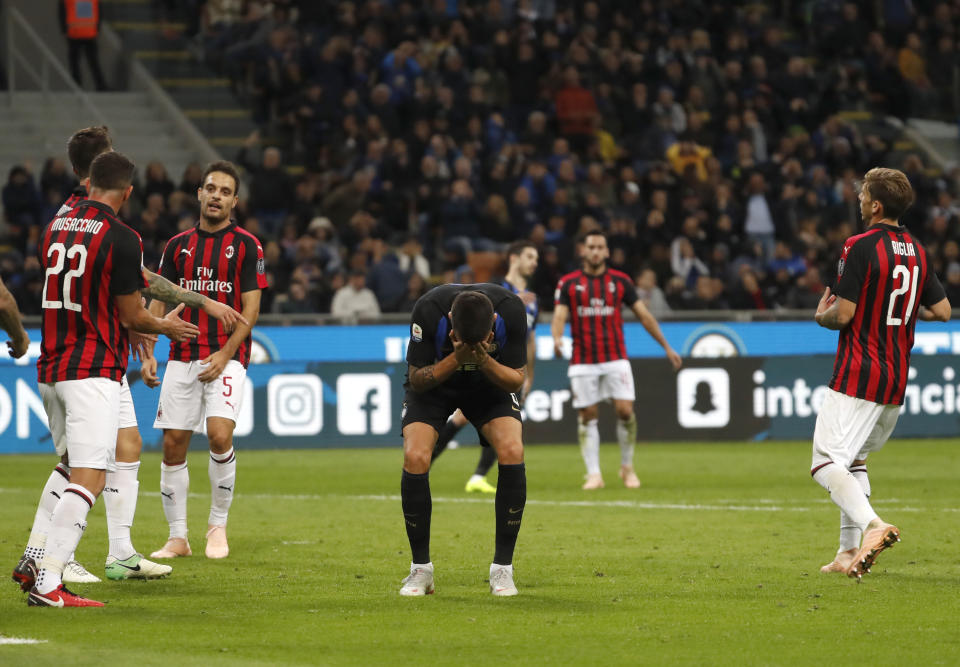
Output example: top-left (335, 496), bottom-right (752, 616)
top-left (4, 0), bottom-right (960, 317)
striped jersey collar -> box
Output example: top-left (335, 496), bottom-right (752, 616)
top-left (194, 220), bottom-right (237, 237)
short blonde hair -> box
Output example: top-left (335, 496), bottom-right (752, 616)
top-left (863, 167), bottom-right (915, 221)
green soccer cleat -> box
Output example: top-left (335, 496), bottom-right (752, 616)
top-left (464, 476), bottom-right (497, 494)
top-left (104, 554), bottom-right (172, 581)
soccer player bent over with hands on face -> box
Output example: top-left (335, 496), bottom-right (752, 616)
top-left (400, 285), bottom-right (528, 596)
top-left (28, 152), bottom-right (199, 607)
top-left (812, 167), bottom-right (950, 580)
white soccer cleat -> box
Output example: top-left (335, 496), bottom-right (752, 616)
top-left (104, 554), bottom-right (173, 580)
top-left (399, 562), bottom-right (434, 596)
top-left (62, 560), bottom-right (101, 584)
top-left (489, 563), bottom-right (518, 596)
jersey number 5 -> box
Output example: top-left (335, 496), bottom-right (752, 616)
top-left (886, 264), bottom-right (919, 326)
top-left (42, 243), bottom-right (88, 313)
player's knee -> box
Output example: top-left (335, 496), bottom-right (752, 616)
top-left (496, 439), bottom-right (524, 465)
top-left (403, 445), bottom-right (432, 474)
top-left (207, 431), bottom-right (233, 454)
top-left (578, 407), bottom-right (598, 423)
top-left (115, 428), bottom-right (143, 462)
top-left (615, 407), bottom-right (634, 421)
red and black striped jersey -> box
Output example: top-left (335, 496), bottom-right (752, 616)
top-left (57, 185), bottom-right (87, 216)
top-left (830, 223), bottom-right (946, 405)
top-left (158, 221), bottom-right (267, 367)
top-left (38, 199), bottom-right (148, 383)
top-left (554, 268), bottom-right (638, 365)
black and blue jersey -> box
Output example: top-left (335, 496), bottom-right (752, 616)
top-left (406, 283), bottom-right (527, 393)
top-left (502, 278), bottom-right (538, 340)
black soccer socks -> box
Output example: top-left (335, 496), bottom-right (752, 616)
top-left (475, 444), bottom-right (498, 477)
top-left (401, 470), bottom-right (432, 564)
top-left (431, 420), bottom-right (461, 462)
top-left (493, 463), bottom-right (526, 565)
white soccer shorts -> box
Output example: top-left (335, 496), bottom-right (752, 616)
top-left (153, 359), bottom-right (246, 432)
top-left (568, 359), bottom-right (636, 409)
top-left (39, 377), bottom-right (120, 471)
top-left (119, 374), bottom-right (138, 430)
top-left (811, 388), bottom-right (900, 471)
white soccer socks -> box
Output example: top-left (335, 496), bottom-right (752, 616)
top-left (813, 463), bottom-right (878, 531)
top-left (160, 461), bottom-right (190, 539)
top-left (838, 465), bottom-right (872, 552)
top-left (23, 463), bottom-right (70, 562)
top-left (208, 447), bottom-right (236, 527)
top-left (104, 461), bottom-right (140, 560)
top-left (617, 414), bottom-right (637, 466)
top-left (578, 418), bottom-right (601, 475)
top-left (36, 484), bottom-right (95, 594)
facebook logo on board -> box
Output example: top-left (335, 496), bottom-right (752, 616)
top-left (337, 374), bottom-right (391, 435)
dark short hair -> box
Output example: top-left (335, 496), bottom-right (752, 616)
top-left (507, 240), bottom-right (536, 258)
top-left (451, 291), bottom-right (494, 345)
top-left (863, 167), bottom-right (915, 221)
top-left (67, 126), bottom-right (112, 178)
top-left (201, 160), bottom-right (241, 195)
top-left (582, 229), bottom-right (608, 244)
top-left (89, 151), bottom-right (135, 192)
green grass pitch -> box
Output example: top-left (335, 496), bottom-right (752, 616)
top-left (1, 440), bottom-right (958, 665)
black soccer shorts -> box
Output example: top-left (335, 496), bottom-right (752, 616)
top-left (401, 386), bottom-right (522, 437)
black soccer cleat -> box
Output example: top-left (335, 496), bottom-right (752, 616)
top-left (12, 556), bottom-right (38, 592)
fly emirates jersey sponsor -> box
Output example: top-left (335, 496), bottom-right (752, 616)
top-left (158, 221), bottom-right (267, 367)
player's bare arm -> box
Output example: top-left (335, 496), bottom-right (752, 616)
top-left (814, 287), bottom-right (856, 330)
top-left (918, 297), bottom-right (952, 322)
top-left (142, 268), bottom-right (248, 332)
top-left (522, 334), bottom-right (536, 399)
top-left (631, 300), bottom-right (682, 370)
top-left (0, 277), bottom-right (29, 358)
top-left (198, 288), bottom-right (261, 382)
top-left (551, 303), bottom-right (569, 357)
top-left (116, 292), bottom-right (200, 341)
top-left (408, 354), bottom-right (459, 392)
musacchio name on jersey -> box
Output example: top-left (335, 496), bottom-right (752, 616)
top-left (158, 221), bottom-right (267, 367)
top-left (38, 199), bottom-right (148, 383)
top-left (829, 223), bottom-right (946, 405)
top-left (554, 269), bottom-right (637, 365)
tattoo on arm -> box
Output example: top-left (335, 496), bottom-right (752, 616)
top-left (411, 365), bottom-right (439, 391)
top-left (142, 270), bottom-right (207, 308)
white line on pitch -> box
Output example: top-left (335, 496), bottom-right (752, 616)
top-left (3, 488), bottom-right (958, 513)
top-left (0, 637), bottom-right (48, 645)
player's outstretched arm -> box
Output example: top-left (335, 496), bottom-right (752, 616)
top-left (0, 278), bottom-right (29, 358)
top-left (142, 269), bottom-right (248, 332)
top-left (116, 292), bottom-right (200, 341)
top-left (551, 304), bottom-right (569, 358)
top-left (631, 300), bottom-right (682, 370)
top-left (198, 288), bottom-right (261, 382)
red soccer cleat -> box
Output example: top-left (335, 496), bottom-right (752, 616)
top-left (28, 585), bottom-right (104, 608)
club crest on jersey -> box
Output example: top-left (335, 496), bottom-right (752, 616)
top-left (411, 323), bottom-right (423, 342)
top-left (608, 281), bottom-right (616, 293)
top-left (257, 258), bottom-right (265, 275)
top-left (225, 245), bottom-right (235, 259)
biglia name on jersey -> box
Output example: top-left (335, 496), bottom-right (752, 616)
top-left (179, 266), bottom-right (233, 294)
